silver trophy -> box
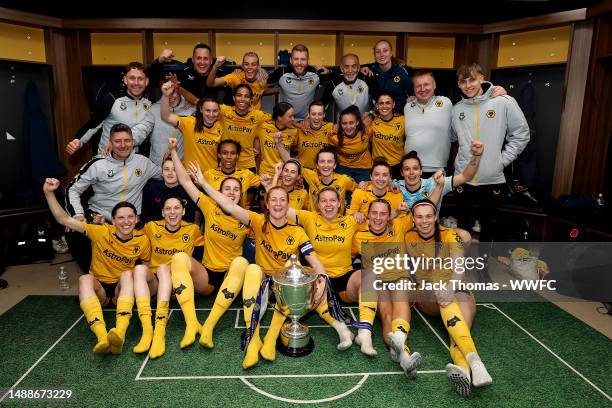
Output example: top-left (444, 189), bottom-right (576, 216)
top-left (272, 254), bottom-right (318, 357)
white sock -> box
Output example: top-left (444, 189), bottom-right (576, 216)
top-left (466, 352), bottom-right (492, 387)
top-left (355, 329), bottom-right (377, 356)
top-left (332, 321), bottom-right (354, 351)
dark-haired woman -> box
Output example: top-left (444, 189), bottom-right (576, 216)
top-left (256, 101), bottom-right (298, 176)
top-left (219, 84), bottom-right (271, 172)
top-left (406, 199), bottom-right (492, 396)
top-left (43, 179), bottom-right (151, 355)
top-left (352, 199), bottom-right (421, 378)
top-left (141, 195), bottom-right (204, 358)
top-left (161, 80), bottom-right (222, 172)
top-left (329, 105), bottom-right (372, 183)
top-left (369, 93), bottom-right (405, 178)
top-left (396, 143), bottom-right (483, 211)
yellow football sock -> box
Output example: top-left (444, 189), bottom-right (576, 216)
top-left (133, 297), bottom-right (153, 353)
top-left (243, 325), bottom-right (263, 369)
top-left (241, 264), bottom-right (264, 369)
top-left (260, 306), bottom-right (288, 361)
top-left (450, 339), bottom-right (470, 372)
top-left (108, 295), bottom-right (134, 354)
top-left (171, 253), bottom-right (200, 349)
top-left (149, 301), bottom-right (169, 359)
top-left (316, 300), bottom-right (336, 326)
top-left (359, 292), bottom-right (377, 325)
top-left (201, 257), bottom-right (248, 348)
top-left (391, 318), bottom-right (411, 353)
top-left (80, 296), bottom-right (109, 354)
top-left (439, 301), bottom-right (477, 357)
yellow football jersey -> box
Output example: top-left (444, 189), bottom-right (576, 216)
top-left (203, 167), bottom-right (261, 208)
top-left (370, 114), bottom-right (405, 165)
top-left (219, 104), bottom-right (270, 170)
top-left (256, 121), bottom-right (298, 176)
top-left (288, 188), bottom-right (309, 210)
top-left (329, 129), bottom-right (372, 169)
top-left (352, 214), bottom-right (413, 281)
top-left (144, 221), bottom-right (204, 272)
top-left (198, 193), bottom-right (249, 272)
top-left (178, 116), bottom-right (223, 171)
top-left (223, 72), bottom-right (267, 111)
top-left (346, 187), bottom-right (404, 224)
top-left (405, 226), bottom-right (464, 283)
top-left (301, 168), bottom-right (357, 213)
top-left (248, 211), bottom-right (314, 276)
top-left (296, 210), bottom-right (358, 278)
top-left (296, 122), bottom-right (333, 169)
top-left (84, 223), bottom-right (151, 284)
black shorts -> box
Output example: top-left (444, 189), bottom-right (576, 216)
top-left (100, 282), bottom-right (118, 302)
top-left (206, 269), bottom-right (227, 292)
top-left (329, 270), bottom-right (357, 294)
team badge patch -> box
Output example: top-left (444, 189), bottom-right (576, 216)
top-left (134, 245), bottom-right (140, 254)
top-left (456, 186), bottom-right (464, 194)
top-left (339, 221), bottom-right (347, 229)
top-left (357, 86), bottom-right (364, 93)
top-left (410, 102), bottom-right (416, 108)
top-left (435, 100), bottom-right (443, 108)
top-left (286, 236), bottom-right (295, 245)
top-left (107, 169), bottom-right (114, 178)
top-left (338, 89), bottom-right (344, 96)
top-left (143, 103), bottom-right (150, 111)
top-left (393, 76), bottom-right (400, 83)
top-left (250, 116), bottom-right (256, 123)
top-left (286, 78), bottom-right (292, 84)
top-left (308, 78), bottom-right (315, 85)
top-left (486, 110), bottom-right (496, 118)
top-left (387, 230), bottom-right (394, 237)
top-left (459, 112), bottom-right (465, 121)
top-left (492, 189), bottom-right (501, 197)
top-left (182, 233), bottom-right (190, 242)
top-left (155, 233), bottom-right (162, 239)
top-left (120, 102), bottom-right (127, 111)
top-left (135, 168), bottom-right (143, 177)
top-left (422, 189), bottom-right (429, 197)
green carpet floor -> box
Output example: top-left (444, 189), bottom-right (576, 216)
top-left (0, 296), bottom-right (610, 407)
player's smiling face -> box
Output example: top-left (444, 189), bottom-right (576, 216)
top-left (340, 112), bottom-right (359, 137)
top-left (266, 188), bottom-right (289, 221)
top-left (123, 68), bottom-right (148, 99)
top-left (376, 95), bottom-right (394, 118)
top-left (220, 178), bottom-right (242, 204)
top-left (317, 152), bottom-right (336, 177)
top-left (401, 158), bottom-right (422, 188)
top-left (201, 101), bottom-right (220, 126)
top-left (413, 205), bottom-right (436, 238)
top-left (110, 131), bottom-right (134, 160)
top-left (368, 202), bottom-right (390, 233)
top-left (218, 143), bottom-right (238, 171)
top-left (162, 160), bottom-right (178, 187)
top-left (162, 198), bottom-right (185, 229)
top-left (242, 55), bottom-right (259, 81)
top-left (281, 162), bottom-right (300, 188)
top-left (374, 41), bottom-right (393, 67)
top-left (371, 165), bottom-right (391, 191)
top-left (317, 189), bottom-right (340, 220)
top-left (308, 105), bottom-right (325, 128)
top-left (233, 87), bottom-right (252, 112)
top-left (113, 207), bottom-right (137, 238)
top-left (341, 55), bottom-right (359, 82)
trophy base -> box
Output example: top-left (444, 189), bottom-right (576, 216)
top-left (277, 336), bottom-right (314, 357)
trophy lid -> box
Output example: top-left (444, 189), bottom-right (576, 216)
top-left (273, 255), bottom-right (318, 285)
